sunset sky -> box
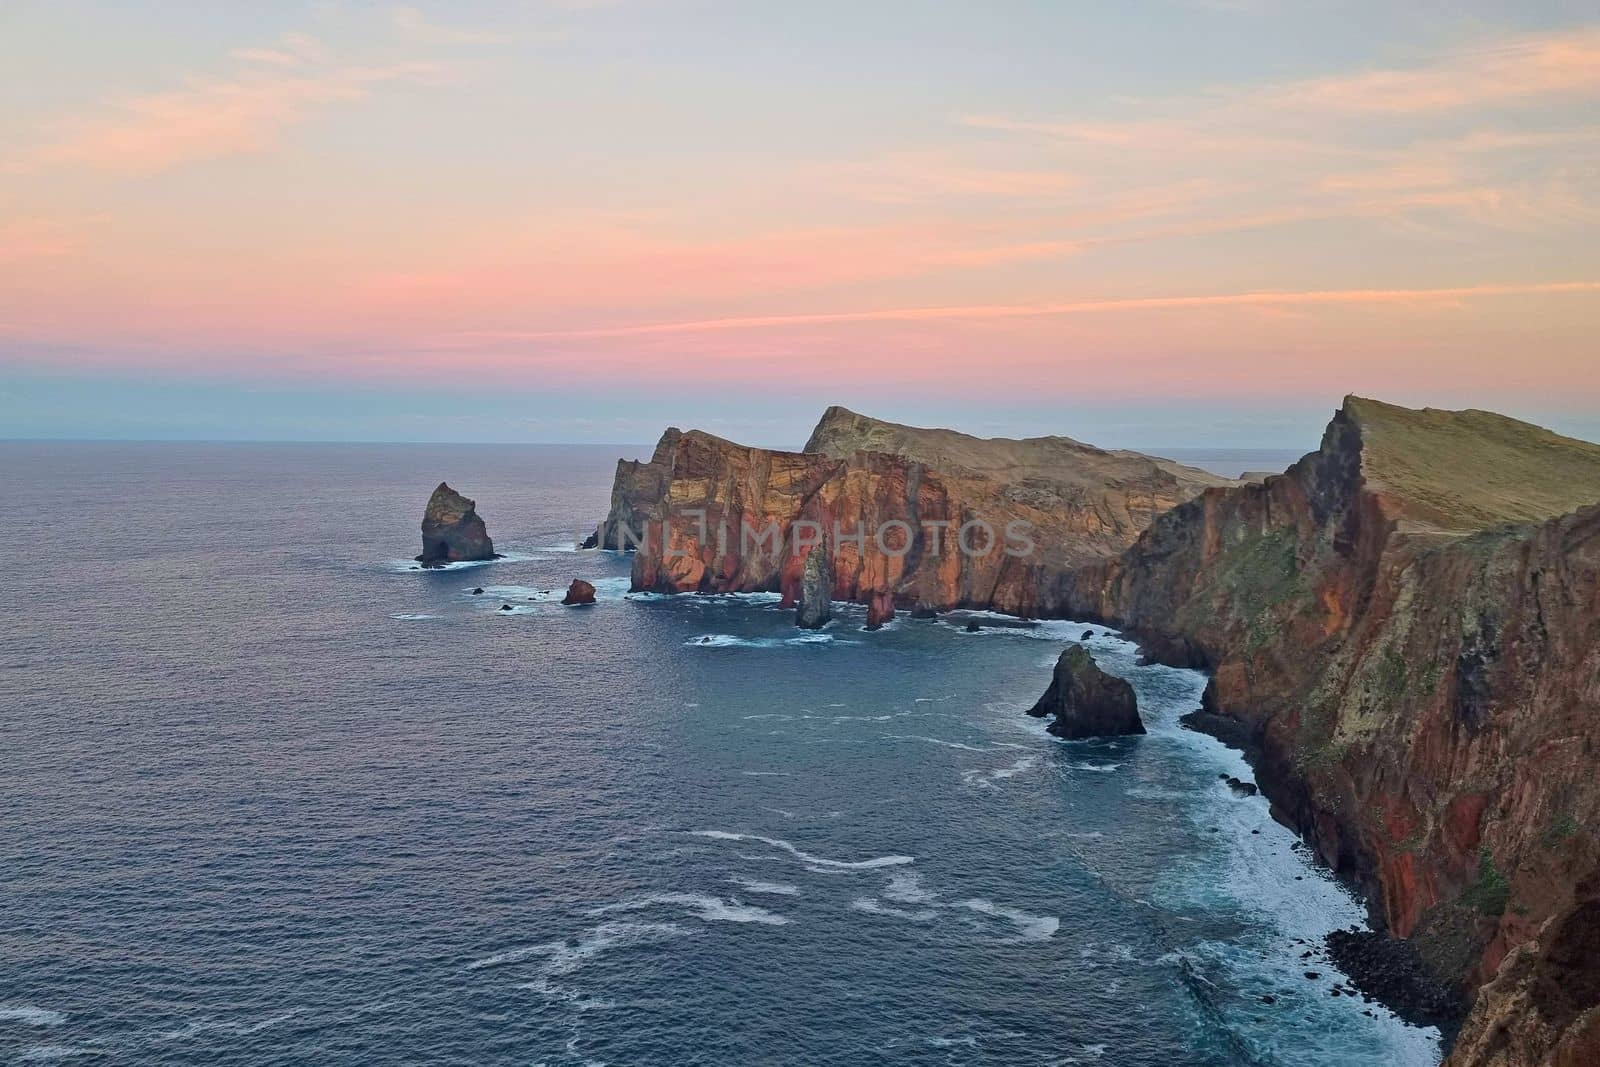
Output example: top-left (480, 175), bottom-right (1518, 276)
top-left (2, 1), bottom-right (1597, 447)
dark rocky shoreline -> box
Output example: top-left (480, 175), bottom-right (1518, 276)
top-left (1177, 690), bottom-right (1468, 1043)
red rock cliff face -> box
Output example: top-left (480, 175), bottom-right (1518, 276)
top-left (1084, 397), bottom-right (1600, 1067)
top-left (591, 408), bottom-right (1230, 616)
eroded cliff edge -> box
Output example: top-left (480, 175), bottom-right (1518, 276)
top-left (589, 406), bottom-right (1231, 616)
top-left (590, 397), bottom-right (1600, 1065)
top-left (1081, 397), bottom-right (1600, 1067)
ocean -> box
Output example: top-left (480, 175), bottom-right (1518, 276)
top-left (0, 442), bottom-right (1436, 1065)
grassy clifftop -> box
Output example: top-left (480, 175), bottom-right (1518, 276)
top-left (1344, 395), bottom-right (1600, 532)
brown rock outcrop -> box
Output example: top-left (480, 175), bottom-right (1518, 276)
top-left (589, 407), bottom-right (1230, 615)
top-left (1447, 870), bottom-right (1600, 1067)
top-left (561, 579), bottom-right (596, 606)
top-left (1076, 397), bottom-right (1600, 1066)
top-left (1027, 645), bottom-right (1144, 739)
top-left (417, 482), bottom-right (497, 567)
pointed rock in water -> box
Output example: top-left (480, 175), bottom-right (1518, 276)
top-left (795, 542), bottom-right (833, 630)
top-left (561, 579), bottom-right (596, 606)
top-left (417, 483), bottom-right (497, 567)
top-left (1027, 645), bottom-right (1144, 739)
top-left (864, 589), bottom-right (895, 631)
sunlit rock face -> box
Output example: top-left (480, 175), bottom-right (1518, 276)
top-left (1086, 397), bottom-right (1600, 1067)
top-left (589, 406), bottom-right (1231, 617)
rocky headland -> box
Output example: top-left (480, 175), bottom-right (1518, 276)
top-left (417, 482), bottom-right (498, 567)
top-left (592, 396), bottom-right (1600, 1065)
top-left (589, 406), bottom-right (1231, 616)
top-left (1072, 397), bottom-right (1600, 1067)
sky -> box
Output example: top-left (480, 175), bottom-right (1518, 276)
top-left (1, 0), bottom-right (1597, 449)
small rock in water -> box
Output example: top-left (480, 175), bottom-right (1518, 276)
top-left (965, 620), bottom-right (982, 633)
top-left (561, 579), bottom-right (597, 606)
top-left (1260, 995), bottom-right (1276, 1005)
top-left (1305, 971), bottom-right (1321, 980)
top-left (471, 587), bottom-right (484, 595)
top-left (1082, 629), bottom-right (1094, 640)
top-left (500, 604), bottom-right (513, 611)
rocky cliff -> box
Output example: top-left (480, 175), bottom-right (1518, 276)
top-left (590, 407), bottom-right (1230, 615)
top-left (417, 482), bottom-right (497, 567)
top-left (1079, 397), bottom-right (1600, 1067)
top-left (591, 396), bottom-right (1600, 1063)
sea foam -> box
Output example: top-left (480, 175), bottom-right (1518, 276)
top-left (591, 892), bottom-right (789, 926)
top-left (689, 830), bottom-right (912, 870)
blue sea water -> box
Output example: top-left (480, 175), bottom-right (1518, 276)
top-left (0, 442), bottom-right (1439, 1066)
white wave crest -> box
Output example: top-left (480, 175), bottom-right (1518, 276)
top-left (729, 876), bottom-right (800, 896)
top-left (956, 898), bottom-right (1060, 941)
top-left (390, 551), bottom-right (542, 573)
top-left (850, 898), bottom-right (940, 922)
top-left (0, 1007), bottom-right (65, 1027)
top-left (689, 830), bottom-right (912, 870)
top-left (468, 920), bottom-right (686, 974)
top-left (591, 892), bottom-right (789, 925)
top-left (962, 755), bottom-right (1040, 789)
top-left (886, 734), bottom-right (1027, 753)
top-left (883, 870), bottom-right (937, 905)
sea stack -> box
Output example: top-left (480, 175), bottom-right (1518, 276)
top-left (1028, 646), bottom-right (1144, 739)
top-left (417, 482), bottom-right (497, 568)
top-left (795, 543), bottom-right (833, 629)
top-left (864, 590), bottom-right (895, 631)
top-left (561, 579), bottom-right (596, 606)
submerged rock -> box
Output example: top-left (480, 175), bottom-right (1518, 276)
top-left (1221, 774), bottom-right (1259, 797)
top-left (795, 543), bottom-right (833, 629)
top-left (965, 620), bottom-right (982, 633)
top-left (417, 483), bottom-right (497, 567)
top-left (561, 579), bottom-right (597, 606)
top-left (1027, 646), bottom-right (1144, 740)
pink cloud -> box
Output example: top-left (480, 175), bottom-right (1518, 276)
top-left (437, 281), bottom-right (1600, 342)
top-left (0, 218), bottom-right (84, 263)
top-left (24, 39), bottom-right (442, 175)
top-left (1271, 29), bottom-right (1600, 114)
